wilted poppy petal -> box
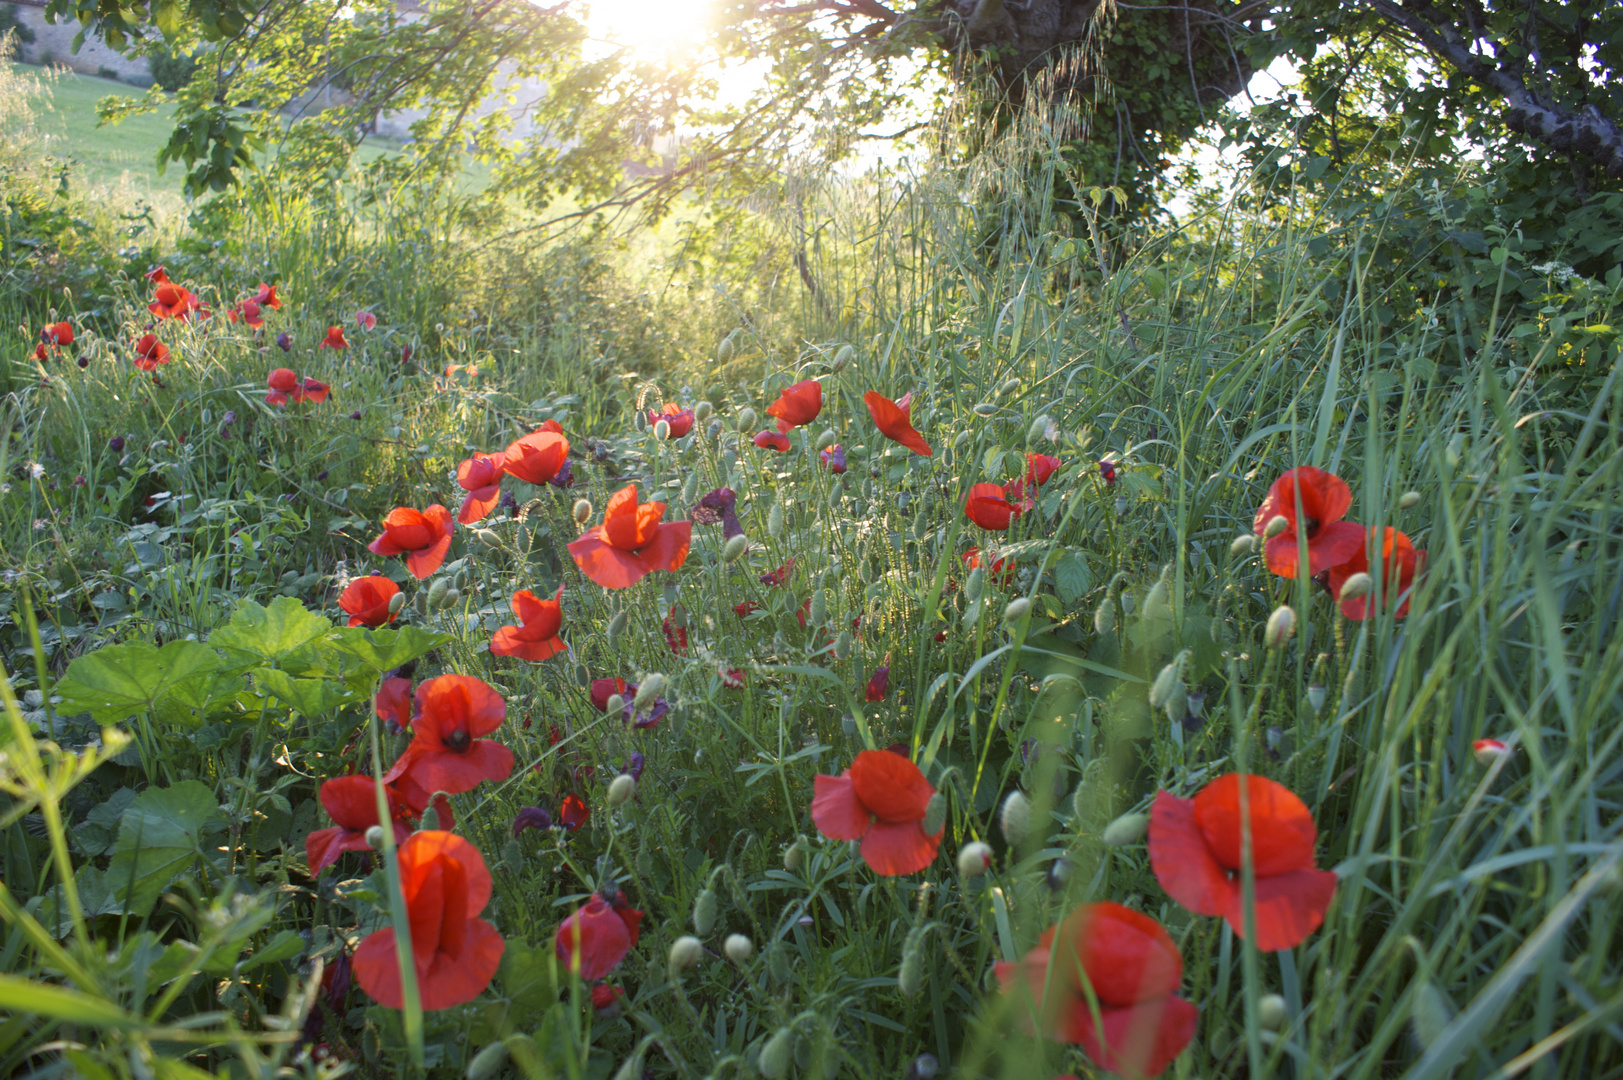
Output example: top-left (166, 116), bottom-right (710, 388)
top-left (861, 819), bottom-right (940, 876)
top-left (810, 772), bottom-right (870, 842)
top-left (1147, 790), bottom-right (1232, 918)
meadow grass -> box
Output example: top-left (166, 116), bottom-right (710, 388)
top-left (0, 72), bottom-right (1620, 1080)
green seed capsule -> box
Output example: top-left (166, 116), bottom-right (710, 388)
top-left (723, 534), bottom-right (749, 563)
top-left (768, 503), bottom-right (784, 538)
top-left (809, 589), bottom-right (827, 627)
top-left (965, 568), bottom-right (984, 602)
top-left (427, 577), bottom-right (450, 609)
top-left (607, 610), bottom-right (628, 639)
top-left (760, 1029), bottom-right (794, 1079)
top-left (693, 888), bottom-right (718, 936)
top-left (897, 926), bottom-right (927, 996)
top-left (834, 631), bottom-right (852, 659)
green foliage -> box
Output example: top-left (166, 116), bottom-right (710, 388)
top-left (147, 47), bottom-right (197, 92)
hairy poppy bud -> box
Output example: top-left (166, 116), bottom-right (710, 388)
top-left (1445, 434), bottom-right (1465, 468)
top-left (572, 498), bottom-right (592, 524)
top-left (1343, 665), bottom-right (1363, 706)
top-left (1094, 593), bottom-right (1116, 634)
top-left (760, 1028), bottom-right (794, 1078)
top-left (840, 712), bottom-right (857, 738)
top-left (1399, 490), bottom-right (1421, 510)
top-left (737, 407), bottom-right (758, 431)
top-left (473, 527), bottom-right (501, 548)
top-left (420, 800), bottom-right (442, 831)
top-left (723, 534), bottom-right (749, 564)
top-left (1339, 572), bottom-right (1373, 601)
top-left (783, 839), bottom-right (805, 873)
top-left (670, 604), bottom-right (688, 630)
top-left (607, 610), bottom-right (628, 640)
top-left (364, 825), bottom-right (386, 849)
top-left (921, 793), bottom-right (947, 835)
top-left (717, 335), bottom-right (736, 363)
top-left (815, 428), bottom-right (837, 451)
top-left (608, 774), bottom-right (636, 806)
top-left (689, 400), bottom-right (712, 425)
top-left (1266, 605), bottom-right (1296, 649)
top-left (809, 589), bottom-right (827, 627)
top-left (1114, 494), bottom-right (1128, 515)
top-left (1027, 415), bottom-right (1051, 444)
top-left (832, 344), bottom-right (853, 371)
top-left (965, 567), bottom-right (984, 602)
top-left (834, 630), bottom-right (852, 659)
top-left (1149, 660), bottom-right (1180, 709)
top-left (634, 674), bottom-right (666, 709)
top-left (605, 693), bottom-right (626, 716)
top-left (1308, 684), bottom-right (1327, 713)
top-left (427, 577), bottom-right (450, 609)
top-left (1263, 514), bottom-right (1290, 538)
top-left (611, 1052), bottom-right (644, 1080)
top-left (440, 587), bottom-right (460, 610)
top-left (1411, 980), bottom-right (1455, 1050)
top-left (1472, 737), bottom-right (1510, 766)
top-left (768, 503), bottom-right (784, 538)
top-left (669, 935), bottom-right (703, 971)
top-left (724, 933), bottom-right (754, 963)
top-left (1000, 791), bottom-right (1031, 846)
top-left (1003, 597), bottom-right (1030, 623)
top-left (897, 926), bottom-right (927, 996)
top-left (1258, 994), bottom-right (1288, 1032)
top-left (387, 591), bottom-right (407, 614)
top-left (1230, 534), bottom-right (1256, 557)
top-left (634, 410), bottom-right (648, 432)
top-left (1103, 812), bottom-right (1149, 847)
top-left (653, 419), bottom-right (671, 441)
top-left (692, 888), bottom-right (718, 935)
top-left (361, 1023), bottom-right (381, 1063)
top-left (972, 402), bottom-right (997, 416)
top-left (957, 841), bottom-right (993, 877)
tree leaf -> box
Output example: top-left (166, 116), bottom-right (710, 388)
top-left (54, 640), bottom-right (220, 725)
top-left (106, 781), bottom-right (223, 916)
top-left (209, 596), bottom-right (334, 668)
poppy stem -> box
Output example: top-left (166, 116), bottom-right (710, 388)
top-left (365, 676), bottom-right (425, 1067)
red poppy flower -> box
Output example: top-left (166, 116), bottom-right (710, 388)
top-left (649, 402), bottom-right (695, 438)
top-left (133, 334), bottom-right (171, 371)
top-left (384, 675), bottom-right (512, 797)
top-left (811, 749), bottom-right (942, 875)
top-left (721, 668), bottom-right (746, 688)
top-left (663, 613), bottom-right (688, 655)
top-left (865, 666), bottom-right (889, 702)
top-left (228, 299), bottom-right (264, 328)
top-left (502, 427), bottom-right (569, 485)
top-left (305, 775), bottom-right (410, 875)
top-left (591, 983), bottom-right (625, 1016)
top-left (760, 558), bottom-right (796, 587)
top-left (455, 451), bottom-right (508, 525)
top-left (558, 793), bottom-right (591, 830)
top-left (149, 281), bottom-right (206, 321)
top-left (146, 266), bottom-right (171, 284)
top-left (253, 282), bottom-right (282, 309)
top-left (555, 892), bottom-right (643, 980)
top-left (1099, 460), bottom-right (1118, 486)
top-left (753, 430), bottom-right (791, 452)
top-left (266, 367), bottom-right (299, 406)
top-left (377, 677), bottom-right (413, 730)
top-left (318, 326), bottom-right (349, 349)
top-left (995, 902), bottom-right (1198, 1079)
top-left (567, 485), bottom-right (692, 589)
top-left (369, 504), bottom-right (455, 579)
top-left (962, 547), bottom-right (1014, 585)
top-left (1026, 453), bottom-right (1063, 486)
top-left (820, 444), bottom-right (847, 473)
top-left (589, 677), bottom-right (629, 712)
top-left (30, 343), bottom-right (48, 363)
top-left (355, 312), bottom-right (378, 331)
top-left (1252, 467), bottom-right (1365, 579)
top-left (1325, 527), bottom-right (1423, 620)
top-left (864, 391), bottom-right (933, 456)
top-left (491, 587), bottom-right (567, 661)
top-left (965, 482), bottom-right (1020, 531)
top-left (41, 322), bottom-right (73, 346)
top-left (353, 830), bottom-right (505, 1010)
top-left (338, 576), bottom-right (400, 627)
top-left (734, 600), bottom-right (761, 618)
top-left (766, 379), bottom-right (823, 431)
top-left (293, 378), bottom-right (330, 404)
top-left (1148, 773), bottom-right (1338, 951)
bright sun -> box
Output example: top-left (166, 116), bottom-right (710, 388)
top-left (584, 0), bottom-right (713, 62)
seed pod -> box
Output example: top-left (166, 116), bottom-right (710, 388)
top-left (724, 933), bottom-right (754, 963)
top-left (364, 825), bottom-right (386, 849)
top-left (921, 792), bottom-right (947, 835)
top-left (833, 344), bottom-right (854, 370)
top-left (759, 1029), bottom-right (794, 1079)
top-left (1027, 415), bottom-right (1051, 444)
top-left (692, 888), bottom-right (718, 935)
top-left (1339, 572), bottom-right (1373, 601)
top-left (653, 419), bottom-right (671, 441)
top-left (1230, 534), bottom-right (1256, 557)
top-left (767, 943), bottom-right (791, 984)
top-left (723, 534), bottom-right (749, 563)
top-left (834, 631), bottom-right (852, 659)
top-left (1003, 597), bottom-right (1031, 622)
top-left (768, 503), bottom-right (784, 538)
top-left (1307, 684), bottom-right (1327, 713)
top-left (1148, 661), bottom-right (1180, 709)
top-left (1093, 593), bottom-right (1116, 634)
top-left (607, 610), bottom-right (628, 640)
top-left (965, 567), bottom-right (984, 602)
top-left (1263, 514), bottom-right (1290, 538)
top-left (809, 589), bottom-right (827, 627)
top-left (669, 935), bottom-right (703, 971)
top-left (1399, 490), bottom-right (1421, 510)
top-left (897, 927), bottom-right (927, 996)
top-left (1258, 994), bottom-right (1288, 1032)
top-left (608, 774), bottom-right (636, 806)
top-left (973, 402), bottom-right (997, 416)
top-left (957, 841), bottom-right (993, 876)
top-left (1142, 565), bottom-right (1171, 620)
top-left (783, 840), bottom-right (805, 873)
top-left (427, 577), bottom-right (450, 609)
top-left (1000, 791), bottom-right (1031, 846)
top-left (1103, 812), bottom-right (1149, 847)
top-left (605, 693), bottom-right (626, 715)
top-left (717, 335), bottom-right (735, 363)
top-left (387, 591), bottom-right (407, 614)
top-left (633, 674), bottom-right (666, 710)
top-left (503, 838), bottom-right (524, 872)
top-left (737, 407), bottom-right (758, 431)
top-left (1411, 980), bottom-right (1455, 1050)
top-left (1266, 605), bottom-right (1296, 649)
top-left (571, 498), bottom-right (592, 524)
top-left (694, 400), bottom-right (714, 423)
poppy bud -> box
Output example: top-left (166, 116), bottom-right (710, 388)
top-left (737, 407), bottom-right (758, 431)
top-left (1114, 494), bottom-right (1128, 515)
top-left (768, 503), bottom-right (784, 538)
top-left (1003, 597), bottom-right (1030, 622)
top-left (910, 1055), bottom-right (940, 1080)
top-left (1263, 514), bottom-right (1290, 538)
top-left (1472, 737), bottom-right (1510, 766)
top-left (669, 935), bottom-right (704, 971)
top-left (1093, 593), bottom-right (1116, 634)
top-left (1230, 534), bottom-right (1256, 557)
top-left (708, 419), bottom-right (723, 440)
top-left (971, 402), bottom-right (996, 417)
top-left (1445, 434), bottom-right (1465, 468)
top-left (1343, 665), bottom-right (1363, 705)
top-left (1265, 605), bottom-right (1297, 649)
top-left (1142, 565), bottom-right (1171, 620)
top-left (670, 604), bottom-right (688, 630)
top-left (472, 527), bottom-right (500, 548)
top-left (1338, 572), bottom-right (1373, 601)
top-left (834, 631), bottom-right (852, 659)
top-left (716, 334), bottom-right (736, 363)
top-left (1103, 812), bottom-right (1149, 847)
top-left (607, 610), bottom-right (628, 640)
top-left (922, 792), bottom-right (947, 835)
top-left (1399, 490), bottom-right (1421, 510)
top-left (897, 926), bottom-right (927, 996)
top-left (427, 578), bottom-right (450, 609)
top-left (784, 839), bottom-right (805, 872)
top-left (1259, 994), bottom-right (1288, 1032)
top-left (605, 693), bottom-right (626, 716)
top-left (653, 419), bottom-right (671, 441)
top-left (362, 1023), bottom-right (381, 1063)
top-left (1000, 791), bottom-right (1031, 846)
top-left (832, 344), bottom-right (853, 370)
top-left (420, 801), bottom-right (443, 831)
top-left (760, 1028), bottom-right (794, 1078)
top-left (957, 841), bottom-right (993, 876)
top-left (694, 400), bottom-right (714, 423)
top-left (964, 567), bottom-right (984, 602)
top-left (364, 825), bottom-right (386, 849)
top-left (1071, 781), bottom-right (1090, 822)
top-left (572, 498), bottom-right (592, 524)
top-left (692, 888), bottom-right (718, 935)
top-left (1411, 980), bottom-right (1455, 1050)
top-left (440, 587), bottom-right (461, 610)
top-left (1148, 660), bottom-right (1180, 709)
top-left (723, 534), bottom-right (749, 563)
top-left (815, 428), bottom-right (837, 451)
top-left (809, 589), bottom-right (827, 626)
top-left (386, 591), bottom-right (407, 614)
top-left (1027, 415), bottom-right (1051, 444)
top-left (724, 933), bottom-right (754, 963)
top-left (634, 674), bottom-right (666, 710)
top-left (608, 774), bottom-right (637, 806)
top-left (634, 410), bottom-right (648, 432)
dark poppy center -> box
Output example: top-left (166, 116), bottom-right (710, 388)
top-left (1303, 516), bottom-right (1321, 538)
top-left (444, 728), bottom-right (471, 752)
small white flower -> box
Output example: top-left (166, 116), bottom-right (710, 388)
top-left (28, 462), bottom-right (45, 479)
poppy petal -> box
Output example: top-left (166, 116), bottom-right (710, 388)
top-left (353, 928), bottom-right (406, 1008)
top-left (1147, 790), bottom-right (1234, 918)
top-left (634, 520), bottom-right (692, 575)
top-left (1223, 867), bottom-right (1338, 952)
top-left (395, 740), bottom-right (515, 796)
top-left (1192, 774), bottom-right (1318, 876)
top-left (568, 531), bottom-right (651, 589)
top-left (491, 627), bottom-right (567, 661)
top-left (810, 772), bottom-right (870, 841)
top-left (458, 485), bottom-right (502, 525)
top-left (417, 917), bottom-right (505, 1010)
top-left (1067, 996), bottom-right (1200, 1080)
top-left (848, 749), bottom-right (934, 824)
top-left (305, 826), bottom-right (370, 875)
top-left (861, 819), bottom-right (941, 876)
top-left (406, 535), bottom-right (453, 579)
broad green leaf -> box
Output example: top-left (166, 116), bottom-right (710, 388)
top-left (106, 781), bottom-right (223, 916)
top-left (210, 596), bottom-right (334, 668)
top-left (0, 974), bottom-right (138, 1029)
top-left (30, 865), bottom-right (125, 938)
top-left (75, 786), bottom-right (138, 858)
top-left (498, 941), bottom-right (558, 1014)
top-left (54, 640), bottom-right (220, 725)
top-left (329, 625), bottom-right (454, 674)
top-left (1054, 551), bottom-right (1090, 604)
top-left (254, 669), bottom-right (357, 718)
